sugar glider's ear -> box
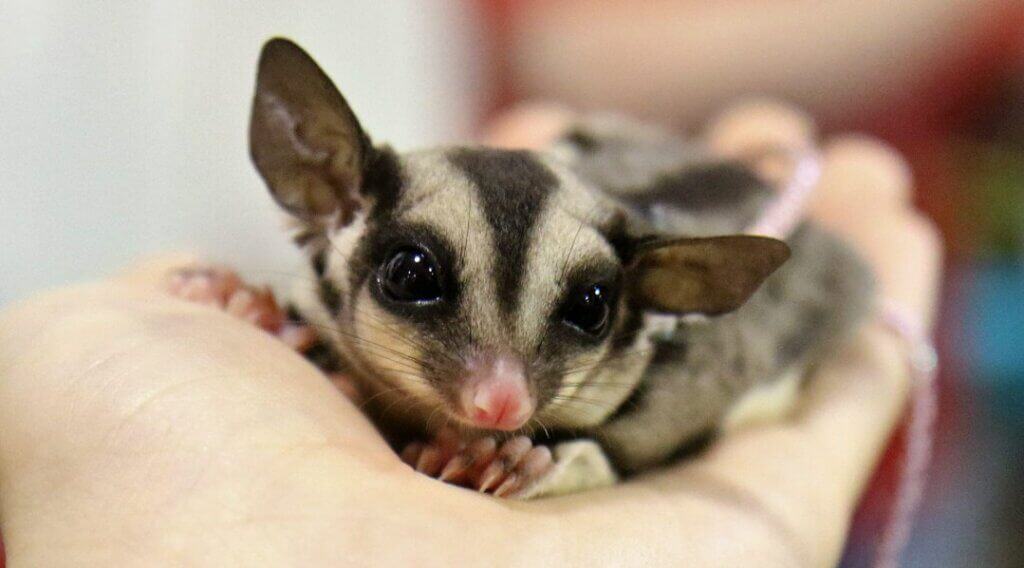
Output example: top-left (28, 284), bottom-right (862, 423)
top-left (627, 235), bottom-right (790, 315)
top-left (249, 38), bottom-right (371, 224)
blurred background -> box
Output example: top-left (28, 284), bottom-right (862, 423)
top-left (1, 1), bottom-right (1022, 566)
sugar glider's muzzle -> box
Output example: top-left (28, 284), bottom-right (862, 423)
top-left (457, 352), bottom-right (534, 431)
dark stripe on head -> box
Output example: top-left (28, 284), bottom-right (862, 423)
top-left (319, 279), bottom-right (343, 314)
top-left (363, 145), bottom-right (404, 222)
top-left (311, 249), bottom-right (327, 278)
top-left (628, 162), bottom-right (769, 212)
top-left (449, 148), bottom-right (557, 316)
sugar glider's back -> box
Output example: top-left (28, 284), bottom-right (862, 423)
top-left (551, 115), bottom-right (874, 473)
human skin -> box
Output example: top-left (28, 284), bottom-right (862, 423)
top-left (0, 103), bottom-right (940, 566)
top-left (506, 0), bottom-right (1002, 125)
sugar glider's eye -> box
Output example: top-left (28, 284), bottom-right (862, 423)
top-left (381, 246), bottom-right (443, 303)
top-left (561, 284), bottom-right (612, 336)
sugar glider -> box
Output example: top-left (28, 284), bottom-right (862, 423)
top-left (232, 38), bottom-right (872, 497)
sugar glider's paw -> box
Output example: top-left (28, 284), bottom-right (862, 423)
top-left (167, 265), bottom-right (243, 306)
top-left (400, 429), bottom-right (554, 499)
top-left (167, 265), bottom-right (317, 352)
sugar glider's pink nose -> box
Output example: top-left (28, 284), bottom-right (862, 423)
top-left (459, 353), bottom-right (533, 431)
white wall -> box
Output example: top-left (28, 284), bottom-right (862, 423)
top-left (0, 1), bottom-right (482, 304)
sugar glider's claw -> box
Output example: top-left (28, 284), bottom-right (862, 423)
top-left (506, 445), bottom-right (555, 498)
top-left (475, 436), bottom-right (533, 494)
top-left (438, 455), bottom-right (469, 482)
top-left (167, 266), bottom-right (242, 306)
top-left (477, 466), bottom-right (503, 493)
top-left (493, 473), bottom-right (520, 497)
top-left (488, 445), bottom-right (555, 498)
top-left (400, 442), bottom-right (425, 468)
top-left (406, 432), bottom-right (550, 499)
top-left (416, 445), bottom-right (444, 476)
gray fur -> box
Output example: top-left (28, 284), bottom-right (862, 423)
top-left (593, 224), bottom-right (872, 472)
top-left (448, 148), bottom-right (558, 318)
top-left (249, 40), bottom-right (873, 482)
top-left (558, 114), bottom-right (873, 472)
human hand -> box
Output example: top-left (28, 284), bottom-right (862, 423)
top-left (0, 102), bottom-right (940, 566)
top-left (483, 100), bottom-right (942, 565)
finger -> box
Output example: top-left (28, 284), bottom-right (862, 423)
top-left (811, 135), bottom-right (914, 217)
top-left (808, 133), bottom-right (942, 326)
top-left (868, 212), bottom-right (944, 329)
top-left (818, 201), bottom-right (942, 328)
top-left (0, 278), bottom-right (404, 565)
top-left (689, 328), bottom-right (917, 564)
top-left (706, 98), bottom-right (817, 156)
top-left (225, 287), bottom-right (256, 317)
top-left (798, 327), bottom-right (914, 495)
